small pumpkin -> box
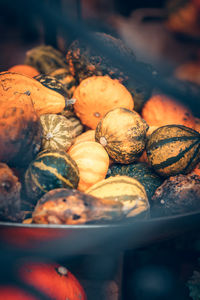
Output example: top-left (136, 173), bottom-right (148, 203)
top-left (18, 261), bottom-right (87, 300)
top-left (106, 162), bottom-right (163, 201)
top-left (95, 107), bottom-right (149, 164)
top-left (72, 129), bottom-right (95, 146)
top-left (0, 72), bottom-right (68, 115)
top-left (141, 94), bottom-right (196, 128)
top-left (146, 124), bottom-right (200, 177)
top-left (0, 261), bottom-right (87, 300)
top-left (8, 64), bottom-right (40, 77)
top-left (40, 114), bottom-right (83, 151)
top-left (25, 149), bottom-right (79, 203)
top-left (32, 188), bottom-right (123, 224)
top-left (0, 93), bottom-right (42, 167)
top-left (73, 75), bottom-right (134, 129)
top-left (86, 175), bottom-right (150, 218)
top-left (68, 141), bottom-right (109, 191)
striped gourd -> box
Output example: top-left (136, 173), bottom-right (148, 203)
top-left (146, 125), bottom-right (200, 177)
top-left (25, 149), bottom-right (79, 203)
top-left (49, 68), bottom-right (76, 99)
top-left (106, 162), bottom-right (163, 200)
top-left (85, 175), bottom-right (149, 218)
top-left (95, 107), bottom-right (148, 164)
top-left (68, 141), bottom-right (109, 192)
top-left (40, 114), bottom-right (83, 151)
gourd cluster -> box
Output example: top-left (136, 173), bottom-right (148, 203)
top-left (1, 33), bottom-right (200, 224)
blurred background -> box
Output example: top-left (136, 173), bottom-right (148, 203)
top-left (0, 0), bottom-right (200, 299)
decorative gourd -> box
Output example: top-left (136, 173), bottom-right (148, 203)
top-left (86, 175), bottom-right (150, 218)
top-left (34, 74), bottom-right (76, 111)
top-left (0, 93), bottom-right (42, 167)
top-left (32, 188), bottom-right (123, 224)
top-left (0, 72), bottom-right (68, 115)
top-left (151, 174), bottom-right (200, 217)
top-left (68, 141), bottom-right (109, 191)
top-left (72, 130), bottom-right (95, 146)
top-left (25, 149), bottom-right (79, 203)
top-left (25, 45), bottom-right (68, 74)
top-left (95, 107), bottom-right (149, 164)
top-left (146, 124), bottom-right (200, 177)
top-left (0, 261), bottom-right (87, 300)
top-left (8, 64), bottom-right (39, 77)
top-left (66, 32), bottom-right (153, 112)
top-left (73, 75), bottom-right (134, 129)
top-left (40, 114), bottom-right (83, 151)
top-left (141, 94), bottom-right (196, 128)
top-left (106, 162), bottom-right (163, 200)
top-left (49, 68), bottom-right (76, 99)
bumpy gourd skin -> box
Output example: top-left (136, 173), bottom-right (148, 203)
top-left (95, 107), bottom-right (149, 164)
top-left (66, 32), bottom-right (153, 112)
top-left (151, 174), bottom-right (200, 217)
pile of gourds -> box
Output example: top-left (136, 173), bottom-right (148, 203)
top-left (1, 33), bottom-right (200, 225)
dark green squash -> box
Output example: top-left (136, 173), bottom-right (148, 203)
top-left (146, 125), bottom-right (200, 177)
top-left (106, 162), bottom-right (163, 200)
top-left (24, 149), bottom-right (79, 203)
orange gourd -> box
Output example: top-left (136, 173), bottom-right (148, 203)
top-left (68, 141), bottom-right (109, 191)
top-left (0, 261), bottom-right (87, 300)
top-left (73, 75), bottom-right (134, 129)
top-left (0, 72), bottom-right (67, 115)
top-left (0, 93), bottom-right (42, 167)
top-left (8, 64), bottom-right (40, 78)
top-left (72, 130), bottom-right (95, 146)
top-left (141, 94), bottom-right (196, 129)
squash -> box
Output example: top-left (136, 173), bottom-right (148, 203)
top-left (106, 162), bottom-right (163, 200)
top-left (146, 124), bottom-right (200, 177)
top-left (0, 93), bottom-right (42, 167)
top-left (86, 175), bottom-right (150, 218)
top-left (32, 188), bottom-right (123, 224)
top-left (8, 64), bottom-right (39, 77)
top-left (151, 174), bottom-right (200, 217)
top-left (25, 149), bottom-right (79, 203)
top-left (141, 94), bottom-right (196, 128)
top-left (71, 130), bottom-right (95, 148)
top-left (49, 67), bottom-right (76, 99)
top-left (25, 45), bottom-right (68, 74)
top-left (66, 32), bottom-right (153, 112)
top-left (95, 107), bottom-right (148, 164)
top-left (40, 114), bottom-right (83, 151)
top-left (0, 261), bottom-right (87, 300)
top-left (34, 74), bottom-right (75, 111)
top-left (73, 75), bottom-right (134, 129)
top-left (68, 141), bottom-right (109, 191)
top-left (0, 72), bottom-right (68, 115)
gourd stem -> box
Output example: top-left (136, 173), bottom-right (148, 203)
top-left (65, 98), bottom-right (76, 106)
